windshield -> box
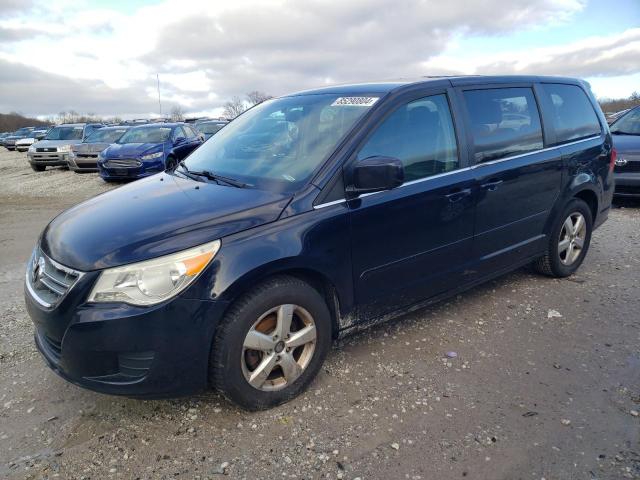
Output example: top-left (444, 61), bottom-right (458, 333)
top-left (183, 94), bottom-right (378, 191)
top-left (611, 107), bottom-right (640, 135)
top-left (15, 127), bottom-right (33, 136)
top-left (198, 123), bottom-right (225, 135)
top-left (85, 128), bottom-right (128, 144)
top-left (45, 126), bottom-right (83, 140)
top-left (118, 126), bottom-right (171, 144)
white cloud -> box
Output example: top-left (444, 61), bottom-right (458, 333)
top-left (0, 0), bottom-right (637, 116)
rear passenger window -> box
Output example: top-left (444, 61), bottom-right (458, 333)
top-left (464, 88), bottom-right (543, 163)
top-left (542, 84), bottom-right (602, 144)
top-left (357, 94), bottom-right (458, 182)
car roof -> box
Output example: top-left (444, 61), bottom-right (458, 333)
top-left (286, 75), bottom-right (588, 97)
top-left (129, 122), bottom-right (181, 128)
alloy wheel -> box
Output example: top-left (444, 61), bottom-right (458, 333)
top-left (241, 304), bottom-right (317, 391)
top-left (558, 212), bottom-right (587, 266)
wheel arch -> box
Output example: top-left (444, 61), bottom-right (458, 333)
top-left (217, 262), bottom-right (346, 340)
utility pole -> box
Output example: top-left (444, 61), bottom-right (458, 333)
top-left (157, 74), bottom-right (162, 116)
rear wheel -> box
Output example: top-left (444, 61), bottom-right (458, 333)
top-left (210, 275), bottom-right (332, 410)
top-left (533, 198), bottom-right (593, 277)
top-left (30, 164), bottom-right (45, 172)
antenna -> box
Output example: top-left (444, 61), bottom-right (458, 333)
top-left (157, 74), bottom-right (162, 116)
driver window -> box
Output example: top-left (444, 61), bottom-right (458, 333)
top-left (357, 94), bottom-right (459, 182)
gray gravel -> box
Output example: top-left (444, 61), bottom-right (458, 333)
top-left (0, 148), bottom-right (639, 479)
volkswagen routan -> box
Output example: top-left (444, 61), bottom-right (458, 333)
top-left (26, 76), bottom-right (614, 410)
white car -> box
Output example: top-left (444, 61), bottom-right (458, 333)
top-left (16, 137), bottom-right (37, 152)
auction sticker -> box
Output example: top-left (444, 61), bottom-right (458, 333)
top-left (331, 97), bottom-right (379, 107)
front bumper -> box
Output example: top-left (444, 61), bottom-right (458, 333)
top-left (28, 151), bottom-right (69, 167)
top-left (25, 268), bottom-right (228, 398)
top-left (98, 159), bottom-right (163, 181)
top-left (614, 172), bottom-right (640, 197)
top-left (68, 154), bottom-right (99, 172)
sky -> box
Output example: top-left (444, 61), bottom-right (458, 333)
top-left (0, 0), bottom-right (638, 119)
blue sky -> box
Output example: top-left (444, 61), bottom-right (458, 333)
top-left (0, 0), bottom-right (638, 117)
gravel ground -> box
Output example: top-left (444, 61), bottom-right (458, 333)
top-left (0, 147), bottom-right (639, 480)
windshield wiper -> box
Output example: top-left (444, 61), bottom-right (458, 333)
top-left (178, 161), bottom-right (249, 188)
top-left (611, 130), bottom-right (638, 136)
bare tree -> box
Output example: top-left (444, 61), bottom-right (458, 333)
top-left (246, 90), bottom-right (273, 106)
top-left (223, 96), bottom-right (247, 119)
top-left (170, 105), bottom-right (185, 121)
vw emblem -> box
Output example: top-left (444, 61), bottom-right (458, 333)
top-left (615, 155), bottom-right (628, 167)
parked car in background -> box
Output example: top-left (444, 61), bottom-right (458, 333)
top-left (606, 108), bottom-right (631, 125)
top-left (3, 127), bottom-right (36, 151)
top-left (25, 76), bottom-right (613, 409)
top-left (27, 123), bottom-right (103, 171)
top-left (35, 128), bottom-right (51, 141)
top-left (16, 129), bottom-right (49, 152)
top-left (68, 126), bottom-right (130, 172)
top-left (195, 120), bottom-right (228, 140)
top-left (98, 123), bottom-right (203, 181)
top-left (610, 105), bottom-right (640, 197)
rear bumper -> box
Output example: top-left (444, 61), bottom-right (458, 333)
top-left (614, 172), bottom-right (640, 197)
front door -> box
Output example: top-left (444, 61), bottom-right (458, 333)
top-left (348, 92), bottom-right (476, 321)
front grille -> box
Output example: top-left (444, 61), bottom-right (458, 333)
top-left (26, 248), bottom-right (83, 308)
top-left (104, 159), bottom-right (142, 168)
top-left (36, 147), bottom-right (57, 153)
top-left (76, 153), bottom-right (98, 159)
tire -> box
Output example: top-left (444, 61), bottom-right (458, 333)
top-left (30, 164), bottom-right (45, 172)
top-left (533, 198), bottom-right (593, 277)
top-left (165, 156), bottom-right (176, 171)
top-left (210, 275), bottom-right (332, 410)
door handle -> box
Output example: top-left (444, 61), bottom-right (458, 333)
top-left (445, 188), bottom-right (472, 203)
top-left (480, 179), bottom-right (504, 191)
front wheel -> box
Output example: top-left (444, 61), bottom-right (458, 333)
top-left (533, 198), bottom-right (593, 277)
top-left (210, 276), bottom-right (332, 410)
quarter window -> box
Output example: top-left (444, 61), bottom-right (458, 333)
top-left (542, 84), bottom-right (602, 144)
top-left (357, 94), bottom-right (459, 182)
top-left (464, 87), bottom-right (543, 163)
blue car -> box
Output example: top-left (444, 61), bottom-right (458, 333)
top-left (98, 123), bottom-right (203, 181)
top-left (26, 76), bottom-right (613, 409)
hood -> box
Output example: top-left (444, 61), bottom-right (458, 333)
top-left (105, 142), bottom-right (163, 158)
top-left (612, 133), bottom-right (640, 153)
top-left (40, 173), bottom-right (291, 271)
top-left (35, 139), bottom-right (83, 148)
top-left (73, 142), bottom-right (110, 154)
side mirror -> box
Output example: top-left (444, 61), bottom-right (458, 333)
top-left (174, 136), bottom-right (186, 145)
top-left (348, 156), bottom-right (404, 196)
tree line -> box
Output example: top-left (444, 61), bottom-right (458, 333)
top-left (3, 90), bottom-right (637, 133)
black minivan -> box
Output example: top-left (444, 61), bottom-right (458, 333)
top-left (26, 76), bottom-right (614, 409)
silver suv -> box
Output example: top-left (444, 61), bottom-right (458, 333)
top-left (27, 123), bottom-right (103, 172)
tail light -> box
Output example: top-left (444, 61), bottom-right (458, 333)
top-left (609, 147), bottom-right (617, 173)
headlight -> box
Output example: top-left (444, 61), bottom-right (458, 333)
top-left (141, 151), bottom-right (163, 161)
top-left (57, 144), bottom-right (71, 153)
top-left (88, 239), bottom-right (221, 306)
top-left (28, 145), bottom-right (36, 153)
